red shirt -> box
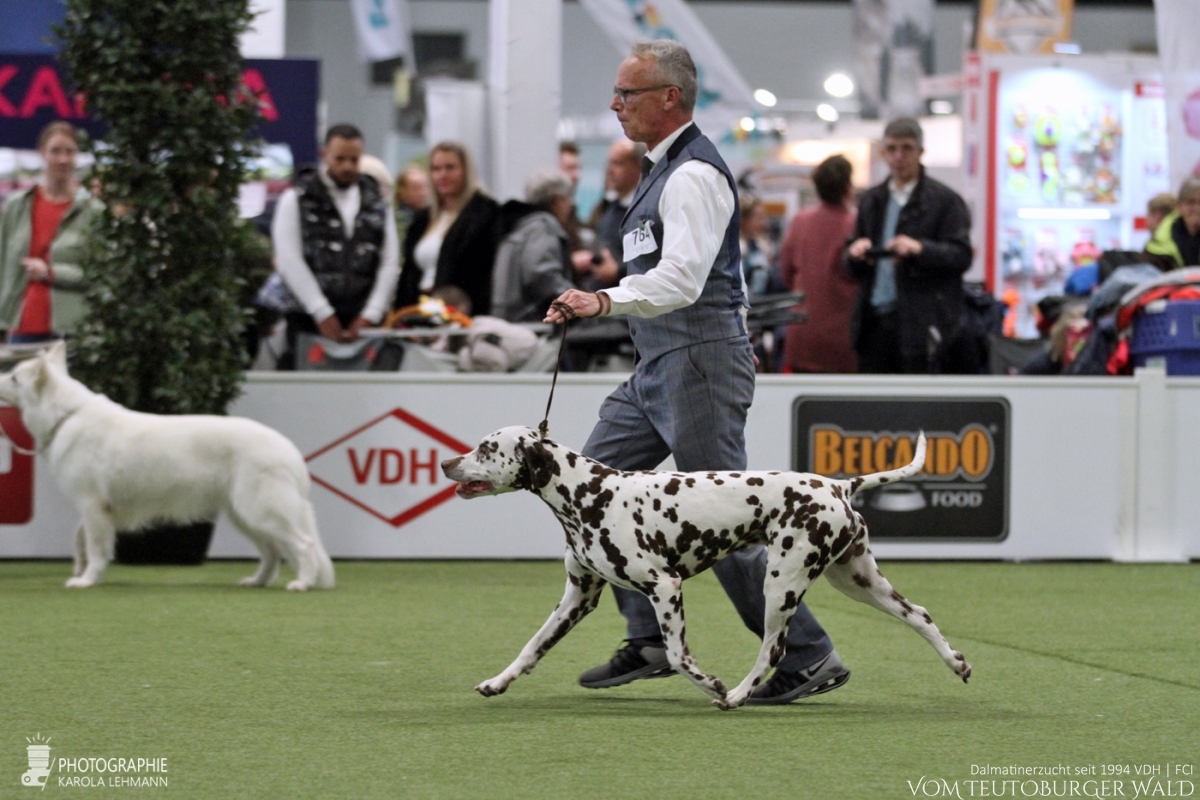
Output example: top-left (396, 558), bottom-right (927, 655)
top-left (779, 202), bottom-right (860, 373)
top-left (14, 187), bottom-right (73, 335)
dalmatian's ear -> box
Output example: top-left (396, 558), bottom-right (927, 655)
top-left (513, 450), bottom-right (533, 491)
top-left (518, 437), bottom-right (554, 490)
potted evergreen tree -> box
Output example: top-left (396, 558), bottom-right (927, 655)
top-left (56, 0), bottom-right (260, 564)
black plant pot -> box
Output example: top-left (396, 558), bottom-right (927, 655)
top-left (114, 521), bottom-right (215, 566)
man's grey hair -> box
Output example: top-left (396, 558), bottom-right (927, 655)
top-left (525, 169), bottom-right (574, 207)
top-left (883, 117), bottom-right (924, 146)
top-left (630, 39), bottom-right (698, 113)
top-left (1179, 176), bottom-right (1200, 204)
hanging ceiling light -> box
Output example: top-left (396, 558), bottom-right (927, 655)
top-left (816, 103), bottom-right (840, 122)
top-left (823, 73), bottom-right (854, 98)
top-left (753, 88), bottom-right (777, 108)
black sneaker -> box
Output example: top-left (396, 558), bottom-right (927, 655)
top-left (744, 651), bottom-right (850, 705)
top-left (578, 638), bottom-right (677, 689)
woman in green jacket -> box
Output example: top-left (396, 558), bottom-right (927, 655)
top-left (0, 121), bottom-right (102, 343)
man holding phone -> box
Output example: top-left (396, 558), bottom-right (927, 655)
top-left (846, 117), bottom-right (972, 374)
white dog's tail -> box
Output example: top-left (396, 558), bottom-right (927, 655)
top-left (301, 502), bottom-right (336, 589)
top-left (848, 432), bottom-right (926, 496)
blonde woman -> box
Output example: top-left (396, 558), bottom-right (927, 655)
top-left (396, 141), bottom-right (500, 315)
top-left (0, 121), bottom-right (102, 343)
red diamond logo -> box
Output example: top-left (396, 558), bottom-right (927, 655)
top-left (305, 407), bottom-right (471, 527)
top-left (0, 406), bottom-right (35, 525)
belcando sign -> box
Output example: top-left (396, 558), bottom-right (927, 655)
top-left (792, 397), bottom-right (1010, 541)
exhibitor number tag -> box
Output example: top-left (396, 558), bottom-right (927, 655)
top-left (623, 220), bottom-right (658, 261)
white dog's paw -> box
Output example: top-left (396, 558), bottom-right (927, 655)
top-left (285, 579), bottom-right (311, 592)
top-left (64, 577), bottom-right (95, 589)
top-left (239, 577), bottom-right (267, 588)
top-left (475, 676), bottom-right (512, 697)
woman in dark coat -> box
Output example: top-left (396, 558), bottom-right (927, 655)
top-left (396, 141), bottom-right (500, 315)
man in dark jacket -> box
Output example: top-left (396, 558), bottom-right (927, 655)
top-left (847, 117), bottom-right (972, 373)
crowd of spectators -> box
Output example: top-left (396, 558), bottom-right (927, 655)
top-left (4, 116), bottom-right (1199, 376)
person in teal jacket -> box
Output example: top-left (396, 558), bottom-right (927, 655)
top-left (0, 121), bottom-right (102, 342)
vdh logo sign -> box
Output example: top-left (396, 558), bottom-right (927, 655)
top-left (22, 734), bottom-right (51, 789)
top-left (306, 408), bottom-right (471, 527)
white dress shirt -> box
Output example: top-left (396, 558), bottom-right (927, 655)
top-left (272, 169), bottom-right (400, 324)
top-left (889, 176), bottom-right (917, 208)
top-left (602, 122), bottom-right (736, 319)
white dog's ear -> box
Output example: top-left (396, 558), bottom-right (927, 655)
top-left (28, 357), bottom-right (50, 395)
top-left (45, 340), bottom-right (68, 370)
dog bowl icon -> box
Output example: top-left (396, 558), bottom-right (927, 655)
top-left (22, 742), bottom-right (52, 787)
top-left (870, 483), bottom-right (927, 512)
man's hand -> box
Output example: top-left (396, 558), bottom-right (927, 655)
top-left (571, 250), bottom-right (596, 277)
top-left (847, 237), bottom-right (874, 261)
top-left (317, 314), bottom-right (344, 342)
top-left (22, 257), bottom-right (50, 281)
top-left (887, 234), bottom-right (923, 258)
top-left (345, 316), bottom-right (372, 341)
top-left (544, 289), bottom-right (609, 323)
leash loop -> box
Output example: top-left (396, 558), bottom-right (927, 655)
top-left (538, 300), bottom-right (577, 440)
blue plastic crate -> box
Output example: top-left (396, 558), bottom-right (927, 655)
top-left (1129, 299), bottom-right (1200, 375)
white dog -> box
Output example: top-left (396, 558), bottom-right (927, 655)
top-left (0, 342), bottom-right (334, 591)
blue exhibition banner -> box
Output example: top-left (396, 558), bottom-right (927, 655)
top-left (0, 54), bottom-right (319, 166)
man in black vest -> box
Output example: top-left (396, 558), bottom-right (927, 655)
top-left (273, 124), bottom-right (399, 364)
top-left (545, 41), bottom-right (848, 705)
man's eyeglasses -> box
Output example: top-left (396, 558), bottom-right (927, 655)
top-left (612, 84), bottom-right (673, 104)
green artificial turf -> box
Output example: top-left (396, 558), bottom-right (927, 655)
top-left (1, 560), bottom-right (1197, 799)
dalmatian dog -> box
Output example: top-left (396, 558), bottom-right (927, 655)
top-left (442, 426), bottom-right (971, 710)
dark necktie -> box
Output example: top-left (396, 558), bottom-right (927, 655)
top-left (641, 155), bottom-right (654, 180)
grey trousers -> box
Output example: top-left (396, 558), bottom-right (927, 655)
top-left (581, 338), bottom-right (834, 673)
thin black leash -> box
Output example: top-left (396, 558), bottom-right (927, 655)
top-left (538, 300), bottom-right (577, 441)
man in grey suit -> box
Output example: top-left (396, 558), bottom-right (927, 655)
top-left (544, 40), bottom-right (849, 704)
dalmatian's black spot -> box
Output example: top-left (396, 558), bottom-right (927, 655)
top-left (746, 494), bottom-right (759, 505)
top-left (663, 478), bottom-right (681, 495)
top-left (746, 477), bottom-right (764, 487)
top-left (853, 573), bottom-right (871, 588)
top-left (653, 498), bottom-right (662, 511)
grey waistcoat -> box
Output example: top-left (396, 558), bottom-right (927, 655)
top-left (621, 124), bottom-right (746, 363)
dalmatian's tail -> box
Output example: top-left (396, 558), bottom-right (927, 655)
top-left (847, 431), bottom-right (926, 496)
